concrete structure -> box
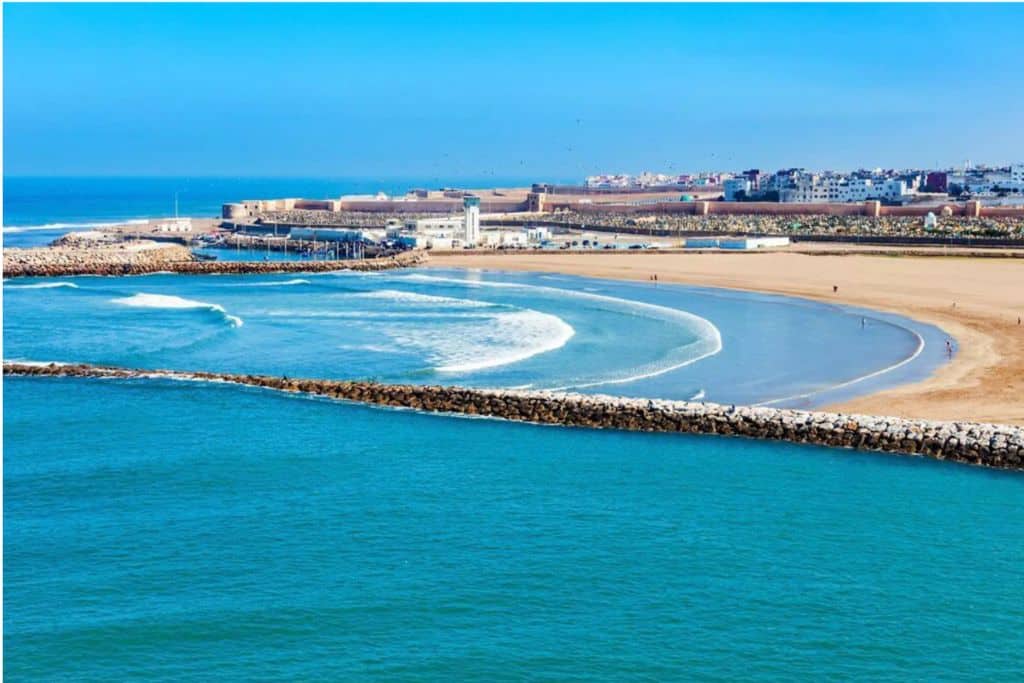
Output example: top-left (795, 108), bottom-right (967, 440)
top-left (719, 237), bottom-right (791, 250)
top-left (926, 171), bottom-right (949, 193)
top-left (782, 174), bottom-right (910, 203)
top-left (403, 216), bottom-right (464, 233)
top-left (152, 218), bottom-right (193, 233)
top-left (684, 237), bottom-right (791, 250)
top-left (723, 178), bottom-right (752, 201)
top-left (464, 196), bottom-right (481, 246)
top-left (290, 227), bottom-right (378, 243)
top-left (526, 227), bottom-right (551, 243)
top-left (12, 363), bottom-right (1024, 471)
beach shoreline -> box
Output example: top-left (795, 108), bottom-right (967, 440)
top-left (428, 250), bottom-right (1024, 426)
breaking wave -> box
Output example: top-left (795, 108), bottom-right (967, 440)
top-left (3, 219), bottom-right (150, 234)
top-left (392, 310), bottom-right (575, 373)
top-left (223, 278), bottom-right (311, 288)
top-left (396, 273), bottom-right (723, 388)
top-left (5, 281), bottom-right (79, 289)
top-left (110, 293), bottom-right (244, 328)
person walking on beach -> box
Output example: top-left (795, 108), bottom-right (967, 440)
top-left (833, 285), bottom-right (838, 294)
top-left (945, 340), bottom-right (953, 357)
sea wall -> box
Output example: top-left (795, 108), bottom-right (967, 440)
top-left (3, 248), bottom-right (427, 278)
top-left (7, 363), bottom-right (1023, 471)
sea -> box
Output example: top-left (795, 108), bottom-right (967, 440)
top-left (5, 177), bottom-right (1024, 680)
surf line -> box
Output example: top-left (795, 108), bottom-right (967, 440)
top-left (397, 273), bottom-right (724, 386)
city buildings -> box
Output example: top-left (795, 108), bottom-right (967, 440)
top-left (586, 163), bottom-right (1023, 204)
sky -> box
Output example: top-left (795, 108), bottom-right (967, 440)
top-left (4, 3), bottom-right (1024, 179)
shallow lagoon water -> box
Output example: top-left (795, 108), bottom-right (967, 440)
top-left (5, 377), bottom-right (1023, 680)
top-left (2, 267), bottom-right (949, 408)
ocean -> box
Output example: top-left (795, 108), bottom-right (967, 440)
top-left (4, 177), bottom-right (1022, 680)
top-left (6, 376), bottom-right (1024, 680)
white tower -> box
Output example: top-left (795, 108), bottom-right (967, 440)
top-left (463, 196), bottom-right (480, 246)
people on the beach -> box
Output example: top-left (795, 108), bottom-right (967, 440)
top-left (945, 340), bottom-right (953, 357)
top-left (833, 285), bottom-right (838, 293)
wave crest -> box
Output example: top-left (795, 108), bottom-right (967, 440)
top-left (111, 293), bottom-right (243, 328)
top-left (5, 281), bottom-right (79, 290)
top-left (3, 219), bottom-right (150, 233)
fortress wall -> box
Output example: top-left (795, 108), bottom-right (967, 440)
top-left (7, 363), bottom-right (1022, 471)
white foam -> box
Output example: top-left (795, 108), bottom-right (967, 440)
top-left (4, 281), bottom-right (79, 289)
top-left (385, 309), bottom-right (575, 373)
top-left (224, 278), bottom-right (310, 288)
top-left (3, 219), bottom-right (150, 233)
top-left (396, 273), bottom-right (723, 388)
top-left (344, 289), bottom-right (492, 308)
top-left (4, 359), bottom-right (72, 367)
top-left (111, 293), bottom-right (244, 328)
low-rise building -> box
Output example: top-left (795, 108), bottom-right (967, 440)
top-left (723, 178), bottom-right (752, 201)
top-left (152, 218), bottom-right (193, 233)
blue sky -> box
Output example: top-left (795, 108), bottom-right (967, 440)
top-left (4, 3), bottom-right (1023, 178)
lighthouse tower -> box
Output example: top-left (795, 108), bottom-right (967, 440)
top-left (463, 196), bottom-right (481, 246)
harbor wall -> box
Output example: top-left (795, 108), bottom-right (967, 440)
top-left (2, 248), bottom-right (428, 278)
top-left (7, 363), bottom-right (1023, 471)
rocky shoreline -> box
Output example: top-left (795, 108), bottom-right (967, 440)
top-left (2, 246), bottom-right (427, 278)
top-left (7, 362), bottom-right (1023, 471)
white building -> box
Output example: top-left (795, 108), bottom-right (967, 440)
top-left (291, 227), bottom-right (377, 243)
top-left (526, 227), bottom-right (551, 243)
top-left (781, 174), bottom-right (910, 203)
top-left (402, 216), bottom-right (464, 234)
top-left (463, 196), bottom-right (481, 246)
top-left (152, 218), bottom-right (193, 233)
top-left (723, 178), bottom-right (751, 201)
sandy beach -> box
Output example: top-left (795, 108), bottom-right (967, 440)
top-left (429, 250), bottom-right (1024, 425)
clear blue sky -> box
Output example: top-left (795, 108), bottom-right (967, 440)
top-left (4, 3), bottom-right (1023, 178)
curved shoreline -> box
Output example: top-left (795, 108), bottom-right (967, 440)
top-left (754, 321), bottom-right (927, 407)
top-left (428, 251), bottom-right (1024, 426)
top-left (6, 362), bottom-right (1022, 471)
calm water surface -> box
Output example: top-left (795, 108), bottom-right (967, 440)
top-left (5, 377), bottom-right (1023, 680)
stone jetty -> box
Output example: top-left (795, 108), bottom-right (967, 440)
top-left (7, 362), bottom-right (1023, 471)
top-left (2, 245), bottom-right (427, 278)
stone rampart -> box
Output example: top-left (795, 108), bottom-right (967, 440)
top-left (6, 363), bottom-right (1022, 471)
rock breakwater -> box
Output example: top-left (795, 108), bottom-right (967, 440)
top-left (3, 246), bottom-right (427, 278)
top-left (7, 362), bottom-right (1023, 471)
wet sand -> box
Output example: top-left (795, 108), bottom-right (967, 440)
top-left (429, 251), bottom-right (1024, 425)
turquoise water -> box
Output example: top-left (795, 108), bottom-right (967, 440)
top-left (6, 203), bottom-right (1012, 680)
top-left (3, 269), bottom-right (949, 407)
top-left (5, 376), bottom-right (1024, 680)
